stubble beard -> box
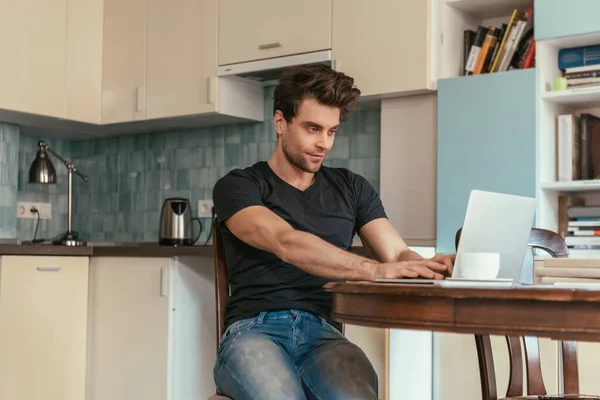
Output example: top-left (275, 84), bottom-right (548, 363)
top-left (281, 135), bottom-right (322, 173)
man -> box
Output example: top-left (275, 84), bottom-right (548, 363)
top-left (212, 64), bottom-right (454, 400)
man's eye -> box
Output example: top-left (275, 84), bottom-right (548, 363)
top-left (309, 126), bottom-right (319, 132)
top-left (329, 130), bottom-right (337, 135)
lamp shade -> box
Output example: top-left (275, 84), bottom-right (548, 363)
top-left (29, 149), bottom-right (57, 184)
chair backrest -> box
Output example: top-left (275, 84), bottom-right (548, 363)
top-left (454, 227), bottom-right (578, 399)
top-left (212, 218), bottom-right (229, 352)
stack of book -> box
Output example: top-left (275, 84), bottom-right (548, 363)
top-left (564, 205), bottom-right (600, 258)
top-left (462, 8), bottom-right (535, 76)
top-left (535, 258), bottom-right (600, 286)
top-left (558, 45), bottom-right (600, 89)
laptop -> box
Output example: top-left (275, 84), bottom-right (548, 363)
top-left (376, 190), bottom-right (537, 287)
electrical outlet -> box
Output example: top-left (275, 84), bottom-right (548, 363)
top-left (197, 200), bottom-right (214, 218)
top-left (17, 202), bottom-right (52, 220)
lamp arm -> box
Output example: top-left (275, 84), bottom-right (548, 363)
top-left (39, 141), bottom-right (89, 182)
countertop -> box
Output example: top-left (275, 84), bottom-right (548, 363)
top-left (0, 242), bottom-right (214, 258)
top-left (0, 242), bottom-right (373, 258)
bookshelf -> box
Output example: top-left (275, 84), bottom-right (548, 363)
top-left (445, 0), bottom-right (533, 19)
top-left (540, 181), bottom-right (600, 192)
top-left (541, 88), bottom-right (600, 107)
top-left (536, 30), bottom-right (600, 242)
top-left (439, 0), bottom-right (534, 79)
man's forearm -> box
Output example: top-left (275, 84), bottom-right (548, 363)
top-left (275, 229), bottom-right (379, 281)
top-left (397, 248), bottom-right (425, 262)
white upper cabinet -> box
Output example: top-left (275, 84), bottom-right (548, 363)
top-left (146, 0), bottom-right (218, 119)
top-left (66, 0), bottom-right (147, 124)
top-left (332, 0), bottom-right (438, 97)
top-left (218, 0), bottom-right (332, 66)
top-left (0, 0), bottom-right (67, 119)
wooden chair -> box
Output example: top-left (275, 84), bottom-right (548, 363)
top-left (455, 227), bottom-right (580, 399)
top-left (208, 218), bottom-right (232, 400)
top-left (212, 218), bottom-right (230, 352)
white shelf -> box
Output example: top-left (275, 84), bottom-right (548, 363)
top-left (543, 32), bottom-right (600, 51)
top-left (541, 87), bottom-right (600, 107)
top-left (541, 181), bottom-right (600, 192)
top-left (445, 0), bottom-right (532, 19)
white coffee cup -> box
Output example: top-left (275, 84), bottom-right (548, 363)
top-left (456, 252), bottom-right (500, 280)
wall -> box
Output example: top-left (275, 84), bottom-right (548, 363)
top-left (12, 87), bottom-right (381, 243)
top-left (0, 124), bottom-right (19, 239)
top-left (17, 134), bottom-right (72, 242)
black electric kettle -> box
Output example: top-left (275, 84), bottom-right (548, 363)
top-left (158, 198), bottom-right (201, 246)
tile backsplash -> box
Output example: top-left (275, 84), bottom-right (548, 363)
top-left (10, 87), bottom-right (381, 243)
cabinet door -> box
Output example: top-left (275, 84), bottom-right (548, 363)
top-left (87, 257), bottom-right (171, 400)
top-left (101, 0), bottom-right (147, 123)
top-left (436, 69), bottom-right (537, 255)
top-left (534, 0), bottom-right (600, 40)
top-left (0, 256), bottom-right (89, 400)
top-left (381, 94), bottom-right (437, 242)
top-left (65, 0), bottom-right (104, 124)
top-left (0, 0), bottom-right (67, 118)
top-left (218, 0), bottom-right (331, 66)
top-left (332, 0), bottom-right (433, 97)
top-left (146, 0), bottom-right (218, 119)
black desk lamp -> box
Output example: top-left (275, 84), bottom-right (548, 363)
top-left (28, 140), bottom-right (89, 246)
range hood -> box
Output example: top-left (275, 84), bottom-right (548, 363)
top-left (216, 50), bottom-right (332, 83)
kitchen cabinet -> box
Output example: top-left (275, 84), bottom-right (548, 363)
top-left (66, 0), bottom-right (146, 124)
top-left (332, 0), bottom-right (438, 98)
top-left (0, 256), bottom-right (89, 400)
top-left (380, 94), bottom-right (437, 243)
top-left (146, 0), bottom-right (217, 119)
top-left (87, 256), bottom-right (217, 399)
top-left (66, 0), bottom-right (261, 128)
top-left (218, 0), bottom-right (332, 66)
top-left (0, 0), bottom-right (67, 119)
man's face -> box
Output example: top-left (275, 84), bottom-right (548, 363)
top-left (274, 98), bottom-right (340, 173)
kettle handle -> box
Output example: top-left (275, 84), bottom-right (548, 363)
top-left (192, 217), bottom-right (202, 245)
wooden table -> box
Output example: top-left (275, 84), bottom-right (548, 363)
top-left (324, 282), bottom-right (600, 342)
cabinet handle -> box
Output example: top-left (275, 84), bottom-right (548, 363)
top-left (259, 42), bottom-right (282, 50)
top-left (37, 266), bottom-right (61, 272)
top-left (136, 86), bottom-right (144, 112)
top-left (160, 268), bottom-right (168, 297)
top-left (207, 76), bottom-right (216, 104)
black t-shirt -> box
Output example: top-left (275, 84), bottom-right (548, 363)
top-left (212, 161), bottom-right (387, 328)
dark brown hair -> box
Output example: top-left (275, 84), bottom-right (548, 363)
top-left (273, 64), bottom-right (361, 123)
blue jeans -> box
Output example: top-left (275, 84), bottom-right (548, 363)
top-left (213, 309), bottom-right (378, 400)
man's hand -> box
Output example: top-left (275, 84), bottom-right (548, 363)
top-left (374, 259), bottom-right (450, 281)
top-left (430, 253), bottom-right (456, 277)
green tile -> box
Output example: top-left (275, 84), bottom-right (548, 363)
top-left (225, 126), bottom-right (242, 144)
top-left (225, 144), bottom-right (241, 166)
top-left (145, 171), bottom-right (161, 191)
top-left (176, 169), bottom-right (190, 190)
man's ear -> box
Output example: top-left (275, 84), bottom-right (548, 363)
top-left (273, 110), bottom-right (287, 136)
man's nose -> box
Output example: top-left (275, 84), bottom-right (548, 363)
top-left (315, 131), bottom-right (332, 150)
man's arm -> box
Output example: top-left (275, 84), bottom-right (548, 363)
top-left (223, 206), bottom-right (449, 281)
top-left (358, 218), bottom-right (455, 274)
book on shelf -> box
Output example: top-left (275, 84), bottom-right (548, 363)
top-left (554, 112), bottom-right (600, 182)
top-left (556, 114), bottom-right (581, 181)
top-left (462, 8), bottom-right (534, 76)
top-left (558, 45), bottom-right (600, 90)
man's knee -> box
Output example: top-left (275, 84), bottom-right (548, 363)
top-left (300, 341), bottom-right (378, 400)
top-left (215, 334), bottom-right (306, 400)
